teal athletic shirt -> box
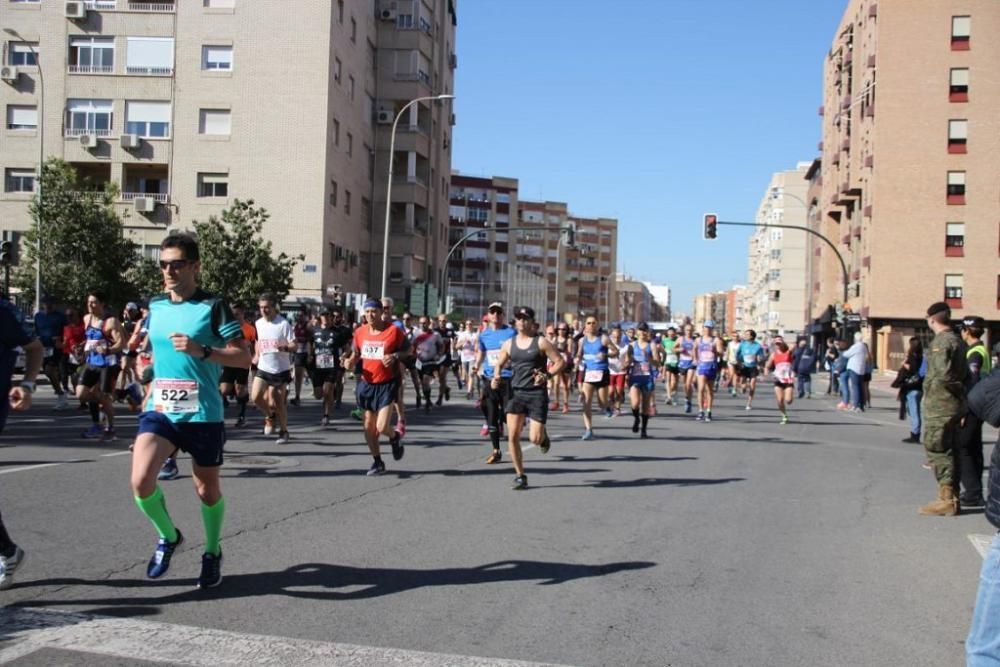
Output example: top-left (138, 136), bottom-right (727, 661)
top-left (144, 290), bottom-right (243, 423)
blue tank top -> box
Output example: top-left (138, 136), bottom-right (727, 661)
top-left (629, 342), bottom-right (653, 379)
top-left (84, 317), bottom-right (115, 367)
top-left (678, 338), bottom-right (695, 368)
top-left (581, 335), bottom-right (608, 372)
top-left (478, 325), bottom-right (515, 379)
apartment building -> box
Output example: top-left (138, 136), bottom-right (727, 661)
top-left (616, 274), bottom-right (651, 324)
top-left (642, 282), bottom-right (671, 321)
top-left (813, 0), bottom-right (999, 369)
top-left (0, 0), bottom-right (457, 306)
top-left (744, 164), bottom-right (811, 336)
top-left (447, 172), bottom-right (618, 323)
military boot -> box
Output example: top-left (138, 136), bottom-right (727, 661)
top-left (919, 485), bottom-right (959, 516)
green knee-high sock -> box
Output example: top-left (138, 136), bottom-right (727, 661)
top-left (201, 496), bottom-right (225, 556)
top-left (134, 486), bottom-right (178, 542)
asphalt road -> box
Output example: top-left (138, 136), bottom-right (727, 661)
top-left (0, 379), bottom-right (993, 666)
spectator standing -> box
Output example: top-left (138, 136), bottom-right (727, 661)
top-left (793, 338), bottom-right (816, 399)
top-left (895, 338), bottom-right (924, 444)
top-left (957, 316), bottom-right (990, 507)
top-left (842, 333), bottom-right (870, 412)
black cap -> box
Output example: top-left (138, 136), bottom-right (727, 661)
top-left (962, 315), bottom-right (986, 329)
top-left (636, 322), bottom-right (650, 332)
top-left (487, 301), bottom-right (504, 313)
top-left (927, 302), bottom-right (950, 318)
top-left (514, 306), bottom-right (535, 320)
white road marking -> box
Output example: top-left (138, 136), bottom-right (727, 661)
top-left (0, 460), bottom-right (89, 475)
top-left (0, 608), bottom-right (575, 667)
top-left (969, 533), bottom-right (995, 559)
top-left (99, 450), bottom-right (132, 457)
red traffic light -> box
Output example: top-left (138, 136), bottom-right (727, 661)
top-left (703, 213), bottom-right (718, 240)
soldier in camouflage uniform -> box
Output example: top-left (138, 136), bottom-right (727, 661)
top-left (919, 302), bottom-right (968, 516)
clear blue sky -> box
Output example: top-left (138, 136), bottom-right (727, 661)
top-left (451, 0), bottom-right (847, 315)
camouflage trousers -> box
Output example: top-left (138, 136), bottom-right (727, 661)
top-left (923, 415), bottom-right (961, 487)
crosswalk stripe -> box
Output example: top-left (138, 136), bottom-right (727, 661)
top-left (969, 533), bottom-right (995, 560)
top-left (0, 608), bottom-right (575, 667)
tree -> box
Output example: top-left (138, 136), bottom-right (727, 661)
top-left (124, 256), bottom-right (165, 302)
top-left (193, 199), bottom-right (303, 307)
top-left (14, 158), bottom-right (141, 308)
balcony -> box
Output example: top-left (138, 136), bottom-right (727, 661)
top-left (65, 128), bottom-right (113, 138)
top-left (868, 3), bottom-right (877, 18)
top-left (68, 65), bottom-right (114, 75)
top-left (120, 191), bottom-right (168, 203)
top-left (125, 1), bottom-right (176, 11)
top-left (125, 66), bottom-right (173, 76)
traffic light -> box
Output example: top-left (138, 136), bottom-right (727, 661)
top-left (703, 213), bottom-right (718, 240)
top-left (561, 226), bottom-right (575, 248)
top-left (0, 241), bottom-right (14, 265)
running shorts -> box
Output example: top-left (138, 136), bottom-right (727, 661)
top-left (357, 379), bottom-right (399, 413)
top-left (507, 387), bottom-right (549, 424)
top-left (138, 411), bottom-right (226, 467)
top-left (775, 379), bottom-right (795, 389)
top-left (80, 364), bottom-right (120, 394)
top-left (417, 362), bottom-right (440, 377)
top-left (610, 373), bottom-right (626, 391)
top-left (739, 366), bottom-right (759, 379)
top-left (583, 369), bottom-right (610, 388)
top-left (313, 367), bottom-right (342, 386)
top-left (697, 364), bottom-right (719, 381)
top-left (629, 377), bottom-right (655, 393)
top-left (664, 364), bottom-right (680, 376)
top-left (219, 366), bottom-right (250, 386)
top-left (255, 369), bottom-right (292, 387)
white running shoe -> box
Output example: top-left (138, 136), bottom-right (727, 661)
top-left (0, 546), bottom-right (26, 590)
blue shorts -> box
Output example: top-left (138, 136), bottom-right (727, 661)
top-left (629, 376), bottom-right (655, 393)
top-left (138, 411), bottom-right (226, 467)
top-left (357, 379), bottom-right (398, 413)
top-left (679, 362), bottom-right (694, 373)
top-left (697, 364), bottom-right (718, 380)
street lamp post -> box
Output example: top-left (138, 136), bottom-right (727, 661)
top-left (379, 94), bottom-right (454, 299)
top-left (4, 28), bottom-right (43, 314)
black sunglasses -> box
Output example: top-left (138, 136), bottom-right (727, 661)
top-left (159, 259), bottom-right (191, 271)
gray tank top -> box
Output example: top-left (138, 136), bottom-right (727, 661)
top-left (510, 335), bottom-right (545, 389)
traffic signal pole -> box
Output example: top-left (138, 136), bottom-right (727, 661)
top-left (714, 219), bottom-right (850, 309)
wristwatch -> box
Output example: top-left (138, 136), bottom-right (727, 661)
top-left (19, 380), bottom-right (35, 393)
top-left (201, 345), bottom-right (213, 359)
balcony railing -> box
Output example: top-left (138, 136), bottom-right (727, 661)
top-left (68, 65), bottom-right (114, 74)
top-left (120, 192), bottom-right (169, 203)
top-left (126, 66), bottom-right (173, 76)
top-left (126, 1), bottom-right (175, 11)
top-left (84, 0), bottom-right (118, 7)
top-left (64, 128), bottom-right (113, 137)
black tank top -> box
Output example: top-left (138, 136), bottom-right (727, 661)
top-left (510, 335), bottom-right (545, 390)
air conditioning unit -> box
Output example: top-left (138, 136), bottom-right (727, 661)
top-left (64, 1), bottom-right (87, 19)
top-left (376, 109), bottom-right (394, 124)
top-left (379, 8), bottom-right (397, 21)
top-left (134, 197), bottom-right (157, 213)
top-left (0, 66), bottom-right (19, 84)
top-left (79, 133), bottom-right (99, 148)
top-left (120, 134), bottom-right (141, 149)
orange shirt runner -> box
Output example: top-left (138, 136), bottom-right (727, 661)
top-left (353, 324), bottom-right (407, 384)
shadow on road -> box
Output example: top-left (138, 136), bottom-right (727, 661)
top-left (666, 435), bottom-right (820, 445)
top-left (543, 476), bottom-right (746, 489)
top-left (544, 455), bottom-right (698, 464)
top-left (229, 466), bottom-right (613, 480)
top-left (9, 559), bottom-right (657, 616)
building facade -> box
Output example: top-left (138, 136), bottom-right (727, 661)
top-left (0, 0), bottom-right (457, 306)
top-left (447, 172), bottom-right (618, 323)
top-left (744, 164), bottom-right (811, 336)
top-left (615, 274), bottom-right (651, 323)
top-left (813, 0), bottom-right (999, 369)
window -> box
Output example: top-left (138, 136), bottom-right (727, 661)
top-left (770, 249), bottom-right (782, 260)
top-left (197, 173), bottom-right (228, 197)
top-left (346, 132), bottom-right (353, 157)
top-left (9, 42), bottom-right (38, 67)
top-left (69, 37), bottom-right (114, 74)
top-left (142, 245), bottom-right (161, 261)
top-left (947, 171), bottom-right (966, 204)
top-left (199, 109), bottom-right (230, 135)
top-left (6, 105), bottom-right (37, 130)
top-left (204, 0), bottom-right (235, 7)
top-left (336, 0), bottom-right (343, 23)
top-left (945, 274), bottom-right (963, 307)
top-left (329, 180), bottom-right (337, 207)
top-left (950, 68), bottom-right (969, 102)
top-left (350, 18), bottom-right (357, 42)
top-left (65, 99), bottom-right (113, 136)
top-left (768, 269), bottom-right (781, 282)
top-left (344, 190), bottom-right (351, 215)
top-left (334, 58), bottom-right (342, 83)
top-left (125, 101), bottom-right (170, 137)
top-left (769, 290), bottom-right (781, 301)
top-left (5, 168), bottom-right (35, 193)
top-left (951, 16), bottom-right (970, 50)
top-left (948, 119), bottom-right (967, 153)
top-left (202, 45), bottom-right (233, 71)
top-left (946, 222), bottom-right (965, 256)
top-left (397, 13), bottom-right (414, 29)
top-left (126, 37), bottom-right (174, 75)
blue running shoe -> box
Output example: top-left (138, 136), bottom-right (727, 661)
top-left (82, 424), bottom-right (103, 439)
top-left (581, 430), bottom-right (595, 441)
top-left (147, 529), bottom-right (183, 579)
top-left (197, 550), bottom-right (223, 589)
top-left (157, 458), bottom-right (179, 481)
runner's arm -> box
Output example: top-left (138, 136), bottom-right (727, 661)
top-left (104, 317), bottom-right (126, 353)
top-left (540, 337), bottom-right (565, 377)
